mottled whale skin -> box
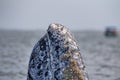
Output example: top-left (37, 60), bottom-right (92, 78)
top-left (27, 23), bottom-right (88, 80)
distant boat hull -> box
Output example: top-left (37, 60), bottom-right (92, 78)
top-left (104, 27), bottom-right (118, 37)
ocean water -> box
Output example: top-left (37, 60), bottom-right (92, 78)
top-left (0, 30), bottom-right (120, 80)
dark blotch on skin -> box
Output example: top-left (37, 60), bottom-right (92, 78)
top-left (54, 63), bottom-right (59, 68)
top-left (30, 52), bottom-right (37, 62)
top-left (48, 31), bottom-right (57, 42)
top-left (43, 55), bottom-right (48, 61)
top-left (54, 68), bottom-right (61, 80)
top-left (55, 45), bottom-right (60, 53)
top-left (45, 72), bottom-right (48, 77)
top-left (37, 61), bottom-right (43, 69)
top-left (51, 37), bottom-right (56, 42)
top-left (39, 38), bottom-right (46, 51)
top-left (48, 31), bottom-right (52, 38)
top-left (37, 70), bottom-right (43, 76)
top-left (28, 72), bottom-right (33, 80)
top-left (55, 46), bottom-right (60, 51)
top-left (56, 54), bottom-right (60, 59)
top-left (30, 60), bottom-right (35, 68)
top-left (62, 46), bottom-right (69, 53)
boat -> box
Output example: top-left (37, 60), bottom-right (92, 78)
top-left (104, 26), bottom-right (118, 37)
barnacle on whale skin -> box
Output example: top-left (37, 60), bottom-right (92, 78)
top-left (27, 23), bottom-right (88, 80)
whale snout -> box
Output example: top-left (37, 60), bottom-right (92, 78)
top-left (49, 23), bottom-right (64, 30)
top-left (48, 23), bottom-right (68, 35)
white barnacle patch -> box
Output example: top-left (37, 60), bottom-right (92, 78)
top-left (69, 45), bottom-right (78, 50)
top-left (73, 52), bottom-right (80, 60)
top-left (61, 28), bottom-right (67, 34)
top-left (73, 41), bottom-right (77, 46)
top-left (66, 31), bottom-right (72, 38)
top-left (78, 60), bottom-right (84, 68)
top-left (50, 23), bottom-right (57, 29)
top-left (66, 37), bottom-right (71, 42)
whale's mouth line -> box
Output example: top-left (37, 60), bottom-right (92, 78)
top-left (46, 31), bottom-right (54, 79)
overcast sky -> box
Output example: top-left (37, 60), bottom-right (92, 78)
top-left (0, 0), bottom-right (120, 30)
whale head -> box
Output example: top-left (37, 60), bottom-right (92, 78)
top-left (27, 23), bottom-right (88, 80)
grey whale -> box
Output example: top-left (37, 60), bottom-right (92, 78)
top-left (27, 23), bottom-right (88, 80)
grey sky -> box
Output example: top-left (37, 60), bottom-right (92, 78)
top-left (0, 0), bottom-right (120, 30)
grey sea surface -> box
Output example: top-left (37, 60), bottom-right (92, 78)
top-left (0, 30), bottom-right (120, 80)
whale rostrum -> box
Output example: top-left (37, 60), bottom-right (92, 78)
top-left (27, 23), bottom-right (88, 80)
